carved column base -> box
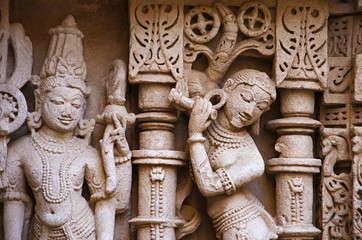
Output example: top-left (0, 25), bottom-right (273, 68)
top-left (268, 158), bottom-right (321, 239)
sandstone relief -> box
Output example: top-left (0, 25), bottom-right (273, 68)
top-left (1, 0), bottom-right (362, 240)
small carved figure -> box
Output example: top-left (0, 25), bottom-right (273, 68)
top-left (97, 59), bottom-right (135, 212)
top-left (187, 69), bottom-right (280, 239)
top-left (3, 16), bottom-right (115, 240)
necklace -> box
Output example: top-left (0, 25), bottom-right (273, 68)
top-left (205, 121), bottom-right (253, 164)
top-left (31, 130), bottom-right (86, 203)
top-left (205, 121), bottom-right (253, 149)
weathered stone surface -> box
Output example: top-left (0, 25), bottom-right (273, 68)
top-left (1, 0), bottom-right (361, 239)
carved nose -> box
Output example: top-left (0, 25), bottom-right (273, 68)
top-left (61, 103), bottom-right (73, 117)
top-left (244, 102), bottom-right (256, 116)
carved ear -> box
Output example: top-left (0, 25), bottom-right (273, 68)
top-left (249, 118), bottom-right (260, 136)
top-left (223, 78), bottom-right (234, 92)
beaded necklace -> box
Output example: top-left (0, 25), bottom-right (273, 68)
top-left (205, 120), bottom-right (253, 149)
top-left (31, 130), bottom-right (86, 203)
top-left (205, 121), bottom-right (253, 164)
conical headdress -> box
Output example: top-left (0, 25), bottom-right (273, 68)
top-left (34, 15), bottom-right (89, 95)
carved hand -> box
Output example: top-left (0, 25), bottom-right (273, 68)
top-left (189, 98), bottom-right (213, 137)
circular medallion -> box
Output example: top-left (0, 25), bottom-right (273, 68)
top-left (184, 6), bottom-right (221, 43)
top-left (0, 84), bottom-right (27, 135)
top-left (237, 2), bottom-right (271, 37)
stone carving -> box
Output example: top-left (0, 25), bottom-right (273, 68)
top-left (129, 2), bottom-right (184, 82)
top-left (3, 16), bottom-right (115, 240)
top-left (97, 59), bottom-right (135, 212)
top-left (184, 69), bottom-right (280, 239)
top-left (183, 2), bottom-right (275, 94)
top-left (128, 1), bottom-right (187, 239)
top-left (275, 0), bottom-right (328, 90)
top-left (328, 16), bottom-right (352, 58)
top-left (320, 129), bottom-right (351, 240)
top-left (288, 177), bottom-right (304, 225)
top-left (269, 2), bottom-right (326, 238)
top-left (319, 12), bottom-right (362, 239)
top-left (352, 127), bottom-right (362, 238)
top-left (0, 0), bottom-right (32, 189)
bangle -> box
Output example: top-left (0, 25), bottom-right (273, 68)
top-left (187, 135), bottom-right (206, 144)
top-left (216, 168), bottom-right (236, 195)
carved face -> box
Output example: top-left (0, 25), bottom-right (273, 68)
top-left (41, 86), bottom-right (85, 132)
top-left (224, 83), bottom-right (271, 129)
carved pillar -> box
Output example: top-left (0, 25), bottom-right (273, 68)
top-left (128, 1), bottom-right (186, 239)
top-left (267, 0), bottom-right (328, 238)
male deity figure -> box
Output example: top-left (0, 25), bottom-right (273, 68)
top-left (3, 16), bottom-right (116, 240)
top-left (187, 69), bottom-right (280, 239)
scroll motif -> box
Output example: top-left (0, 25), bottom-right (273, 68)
top-left (352, 127), bottom-right (362, 238)
top-left (321, 130), bottom-right (352, 240)
top-left (328, 16), bottom-right (352, 57)
top-left (129, 3), bottom-right (183, 81)
top-left (275, 0), bottom-right (327, 90)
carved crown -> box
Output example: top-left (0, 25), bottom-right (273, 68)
top-left (35, 16), bottom-right (88, 95)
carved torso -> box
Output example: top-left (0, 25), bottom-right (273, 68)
top-left (6, 130), bottom-right (106, 231)
top-left (203, 121), bottom-right (263, 217)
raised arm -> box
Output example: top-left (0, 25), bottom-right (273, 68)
top-left (188, 99), bottom-right (228, 197)
top-left (188, 99), bottom-right (265, 198)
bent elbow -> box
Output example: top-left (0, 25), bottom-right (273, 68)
top-left (198, 185), bottom-right (220, 198)
top-left (254, 163), bottom-right (265, 178)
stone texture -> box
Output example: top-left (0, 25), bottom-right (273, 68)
top-left (1, 0), bottom-right (361, 239)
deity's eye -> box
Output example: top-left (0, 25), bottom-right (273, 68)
top-left (240, 90), bottom-right (253, 103)
top-left (50, 98), bottom-right (64, 105)
top-left (72, 103), bottom-right (81, 108)
top-left (72, 99), bottom-right (82, 109)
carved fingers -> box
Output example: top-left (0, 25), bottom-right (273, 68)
top-left (189, 98), bottom-right (213, 137)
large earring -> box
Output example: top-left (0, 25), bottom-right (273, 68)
top-left (27, 89), bottom-right (42, 131)
top-left (223, 79), bottom-right (234, 93)
top-left (204, 88), bottom-right (228, 110)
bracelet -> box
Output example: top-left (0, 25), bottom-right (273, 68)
top-left (187, 135), bottom-right (206, 144)
top-left (216, 168), bottom-right (236, 195)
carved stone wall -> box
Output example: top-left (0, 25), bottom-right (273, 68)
top-left (0, 0), bottom-right (361, 240)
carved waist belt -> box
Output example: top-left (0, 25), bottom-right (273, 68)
top-left (32, 204), bottom-right (95, 240)
top-left (212, 201), bottom-right (260, 239)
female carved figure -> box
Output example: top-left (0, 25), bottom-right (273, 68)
top-left (3, 16), bottom-right (116, 240)
top-left (188, 69), bottom-right (280, 239)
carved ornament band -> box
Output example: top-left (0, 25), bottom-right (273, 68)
top-left (216, 168), bottom-right (236, 195)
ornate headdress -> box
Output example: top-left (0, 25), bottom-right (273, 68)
top-left (225, 69), bottom-right (276, 101)
top-left (32, 15), bottom-right (89, 96)
top-left (28, 16), bottom-right (90, 131)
